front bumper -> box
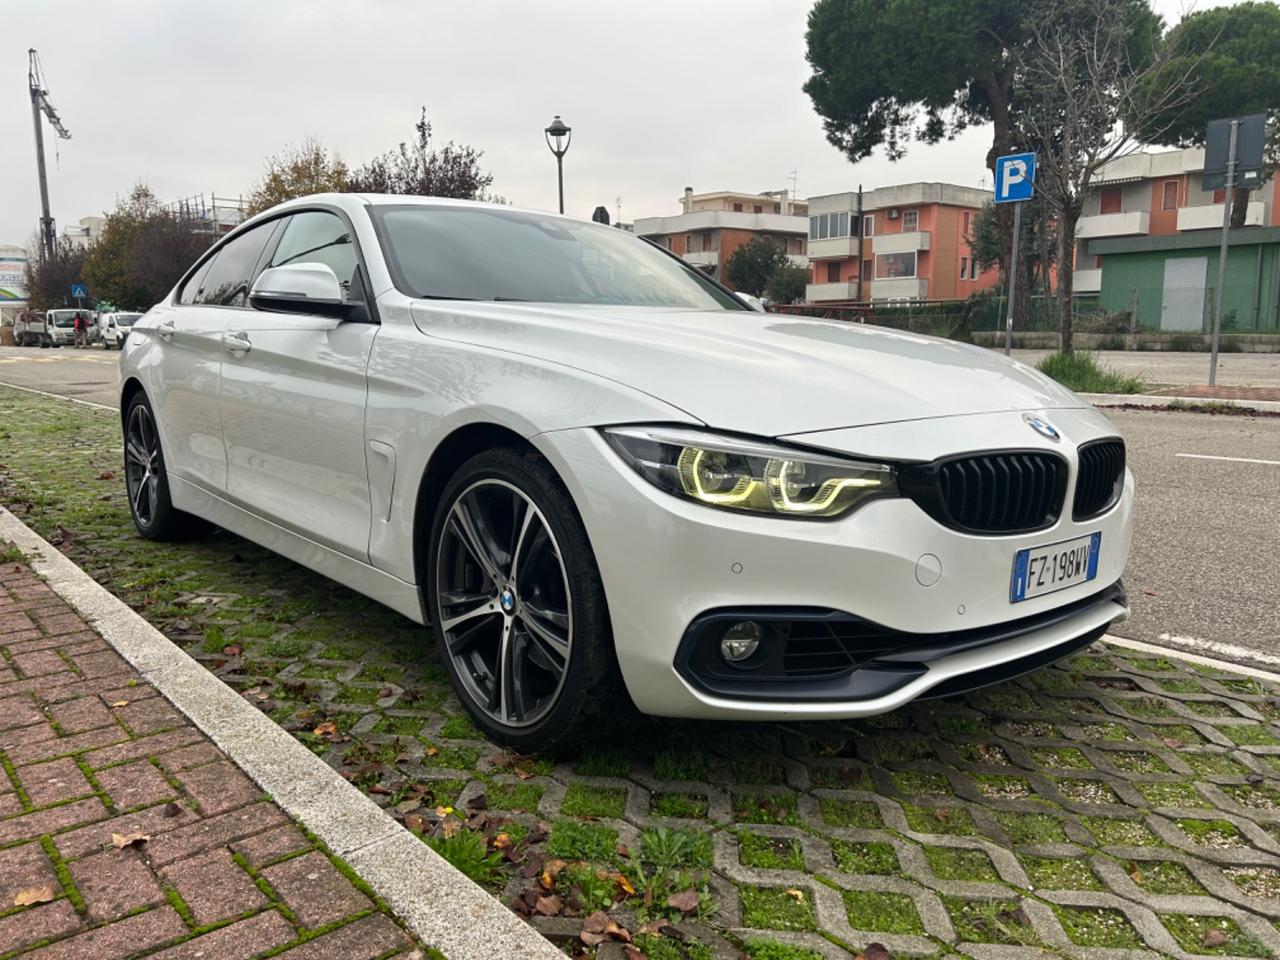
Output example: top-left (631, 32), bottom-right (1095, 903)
top-left (536, 407), bottom-right (1135, 720)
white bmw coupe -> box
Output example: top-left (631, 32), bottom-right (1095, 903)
top-left (119, 195), bottom-right (1134, 751)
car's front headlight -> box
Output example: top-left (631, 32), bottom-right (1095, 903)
top-left (602, 426), bottom-right (897, 520)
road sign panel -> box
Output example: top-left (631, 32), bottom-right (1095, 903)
top-left (994, 152), bottom-right (1037, 203)
top-left (70, 283), bottom-right (88, 298)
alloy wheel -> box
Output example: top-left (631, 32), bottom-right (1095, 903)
top-left (124, 403), bottom-right (161, 528)
top-left (435, 479), bottom-right (573, 728)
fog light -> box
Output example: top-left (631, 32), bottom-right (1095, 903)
top-left (720, 621), bottom-right (762, 662)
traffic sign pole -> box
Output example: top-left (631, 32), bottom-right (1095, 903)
top-left (1005, 203), bottom-right (1021, 357)
top-left (1209, 118), bottom-right (1238, 387)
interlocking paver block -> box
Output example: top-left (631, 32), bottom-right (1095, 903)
top-left (11, 649), bottom-right (70, 678)
top-left (55, 798), bottom-right (202, 860)
top-left (20, 905), bottom-right (187, 960)
top-left (48, 693), bottom-right (116, 733)
top-left (81, 726), bottom-right (206, 769)
top-left (146, 800), bottom-right (290, 867)
top-left (144, 910), bottom-right (297, 960)
top-left (175, 758), bottom-right (262, 816)
top-left (68, 647), bottom-right (132, 679)
top-left (18, 755), bottom-right (93, 807)
top-left (115, 694), bottom-right (187, 735)
top-left (0, 840), bottom-right (58, 905)
top-left (272, 914), bottom-right (411, 959)
top-left (95, 757), bottom-right (178, 810)
top-left (6, 724), bottom-right (128, 766)
top-left (70, 847), bottom-right (167, 921)
top-left (161, 848), bottom-right (268, 925)
top-left (0, 795), bottom-right (106, 845)
top-left (0, 900), bottom-right (81, 956)
top-left (262, 849), bottom-right (371, 930)
top-left (231, 823), bottom-right (311, 867)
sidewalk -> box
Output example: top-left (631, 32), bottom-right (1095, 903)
top-left (0, 558), bottom-right (422, 960)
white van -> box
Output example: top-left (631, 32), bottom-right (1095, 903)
top-left (100, 312), bottom-right (142, 349)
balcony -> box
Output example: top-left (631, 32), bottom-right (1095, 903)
top-left (807, 236), bottom-right (859, 259)
top-left (1073, 268), bottom-right (1103, 293)
top-left (1177, 201), bottom-right (1266, 231)
top-left (682, 250), bottom-right (718, 268)
top-left (806, 281), bottom-right (861, 302)
top-left (869, 277), bottom-right (929, 301)
top-left (785, 253), bottom-right (809, 268)
top-left (1076, 211), bottom-right (1150, 239)
top-left (873, 231), bottom-right (931, 255)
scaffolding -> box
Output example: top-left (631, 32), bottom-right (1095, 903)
top-left (166, 193), bottom-right (248, 235)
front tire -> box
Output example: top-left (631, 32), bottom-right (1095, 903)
top-left (123, 392), bottom-right (209, 541)
top-left (428, 447), bottom-right (628, 753)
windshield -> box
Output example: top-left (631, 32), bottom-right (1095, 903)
top-left (371, 205), bottom-right (745, 311)
top-left (49, 311), bottom-right (81, 327)
top-left (115, 314), bottom-right (141, 326)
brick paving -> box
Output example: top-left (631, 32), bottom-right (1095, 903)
top-left (0, 560), bottom-right (424, 960)
top-left (10, 386), bottom-right (1280, 958)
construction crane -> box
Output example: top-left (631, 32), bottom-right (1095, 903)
top-left (29, 48), bottom-right (71, 263)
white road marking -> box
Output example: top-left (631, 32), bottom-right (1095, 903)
top-left (1176, 453), bottom-right (1280, 466)
top-left (1104, 632), bottom-right (1280, 685)
top-left (0, 379), bottom-right (115, 412)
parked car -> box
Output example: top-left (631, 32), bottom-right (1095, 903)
top-left (13, 310), bottom-right (52, 347)
top-left (99, 312), bottom-right (141, 349)
top-left (118, 195), bottom-right (1134, 751)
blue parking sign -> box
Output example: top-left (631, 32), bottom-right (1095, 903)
top-left (70, 283), bottom-right (88, 298)
top-left (994, 153), bottom-right (1036, 203)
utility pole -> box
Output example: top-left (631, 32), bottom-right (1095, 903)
top-left (1208, 118), bottom-right (1239, 387)
top-left (28, 49), bottom-right (72, 264)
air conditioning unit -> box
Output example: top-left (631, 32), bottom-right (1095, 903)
top-left (886, 208), bottom-right (900, 220)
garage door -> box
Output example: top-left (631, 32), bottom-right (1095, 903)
top-left (1160, 257), bottom-right (1207, 332)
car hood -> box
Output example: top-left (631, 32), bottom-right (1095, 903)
top-left (409, 301), bottom-right (1086, 436)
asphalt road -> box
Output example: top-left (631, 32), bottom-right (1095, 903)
top-left (0, 344), bottom-right (121, 407)
top-left (0, 346), bottom-right (1277, 665)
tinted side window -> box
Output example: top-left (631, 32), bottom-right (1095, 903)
top-left (196, 223), bottom-right (274, 307)
top-left (269, 211), bottom-right (359, 301)
top-left (177, 256), bottom-right (216, 305)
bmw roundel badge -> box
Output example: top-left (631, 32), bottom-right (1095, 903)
top-left (1022, 413), bottom-right (1061, 442)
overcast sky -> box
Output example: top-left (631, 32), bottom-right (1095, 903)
top-left (2, 0), bottom-right (1231, 246)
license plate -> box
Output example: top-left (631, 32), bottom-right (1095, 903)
top-left (1010, 532), bottom-right (1101, 603)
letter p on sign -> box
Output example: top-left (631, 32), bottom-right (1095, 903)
top-left (994, 152), bottom-right (1036, 204)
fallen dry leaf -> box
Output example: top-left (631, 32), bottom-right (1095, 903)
top-left (97, 470), bottom-right (115, 481)
top-left (13, 885), bottom-right (56, 907)
top-left (539, 858), bottom-right (568, 890)
top-left (404, 814), bottom-right (428, 833)
top-left (608, 871), bottom-right (636, 896)
top-left (534, 894), bottom-right (563, 916)
top-left (623, 947), bottom-right (647, 960)
top-left (579, 910), bottom-right (630, 946)
top-left (163, 802), bottom-right (183, 818)
top-left (785, 888), bottom-right (805, 902)
top-left (425, 745), bottom-right (440, 757)
top-left (493, 833), bottom-right (512, 849)
top-left (111, 831), bottom-right (149, 849)
top-left (667, 889), bottom-right (700, 913)
top-left (441, 818), bottom-right (462, 839)
top-left (312, 721), bottom-right (338, 737)
top-left (110, 700), bottom-right (129, 708)
top-left (1203, 929), bottom-right (1230, 949)
top-left (859, 943), bottom-right (892, 960)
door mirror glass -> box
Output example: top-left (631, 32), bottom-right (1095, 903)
top-left (250, 263), bottom-right (344, 313)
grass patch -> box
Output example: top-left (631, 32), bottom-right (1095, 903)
top-left (653, 748), bottom-right (708, 782)
top-left (1162, 915), bottom-right (1269, 957)
top-left (1179, 818), bottom-right (1244, 848)
top-left (561, 783), bottom-right (625, 818)
top-left (1130, 860), bottom-right (1207, 896)
top-left (1137, 782), bottom-right (1209, 808)
top-left (438, 715), bottom-right (480, 739)
top-left (843, 890), bottom-right (924, 933)
top-left (946, 897), bottom-right (1039, 945)
top-left (486, 782), bottom-right (543, 812)
top-left (1185, 753), bottom-right (1250, 777)
top-left (996, 812), bottom-right (1066, 845)
top-left (738, 832), bottom-right (804, 871)
top-left (1036, 351), bottom-right (1144, 394)
top-left (739, 886), bottom-right (815, 931)
top-left (1083, 816), bottom-right (1161, 847)
top-left (651, 792), bottom-right (709, 819)
top-left (1054, 905), bottom-right (1142, 948)
top-left (903, 803), bottom-right (976, 835)
top-left (424, 830), bottom-right (503, 888)
top-left (926, 846), bottom-right (999, 882)
top-left (573, 749), bottom-right (631, 778)
top-left (546, 819), bottom-right (618, 862)
top-left (830, 840), bottom-right (897, 875)
top-left (640, 826), bottom-right (713, 869)
top-left (1022, 856), bottom-right (1102, 890)
top-left (818, 798), bottom-right (881, 829)
top-left (744, 941), bottom-right (823, 960)
top-left (734, 792), bottom-right (800, 826)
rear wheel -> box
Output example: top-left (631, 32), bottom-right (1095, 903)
top-left (428, 448), bottom-right (628, 752)
top-left (123, 392), bottom-right (209, 541)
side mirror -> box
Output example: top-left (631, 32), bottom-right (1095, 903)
top-left (736, 291), bottom-right (765, 311)
top-left (250, 264), bottom-right (347, 317)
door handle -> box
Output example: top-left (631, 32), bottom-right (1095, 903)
top-left (221, 330), bottom-right (252, 356)
top-left (156, 320), bottom-right (176, 342)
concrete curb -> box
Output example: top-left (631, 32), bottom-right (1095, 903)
top-left (1082, 392), bottom-right (1280, 413)
top-left (0, 506), bottom-right (561, 960)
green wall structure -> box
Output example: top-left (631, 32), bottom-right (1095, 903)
top-left (1092, 227), bottom-right (1280, 333)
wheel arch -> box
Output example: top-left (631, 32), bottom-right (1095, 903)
top-left (411, 421), bottom-right (532, 616)
top-left (120, 377), bottom-right (146, 425)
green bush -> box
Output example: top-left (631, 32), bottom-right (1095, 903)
top-left (1035, 352), bottom-right (1144, 394)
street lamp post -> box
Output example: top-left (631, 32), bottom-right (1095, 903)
top-left (544, 115), bottom-right (571, 214)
